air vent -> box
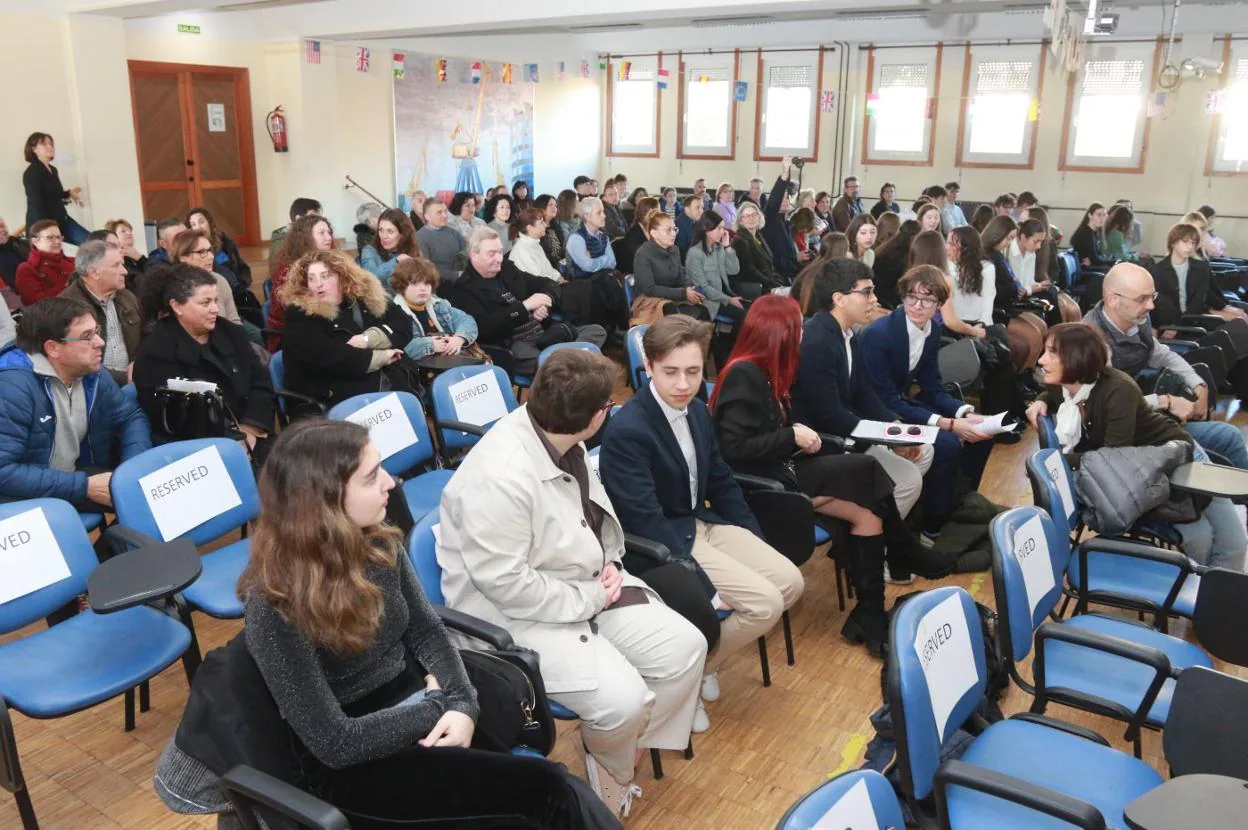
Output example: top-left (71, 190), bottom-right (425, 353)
top-left (218, 0), bottom-right (330, 10)
top-left (838, 10), bottom-right (926, 22)
top-left (567, 22), bottom-right (645, 33)
top-left (690, 15), bottom-right (777, 28)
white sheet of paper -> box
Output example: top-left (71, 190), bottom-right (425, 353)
top-left (913, 593), bottom-right (977, 742)
top-left (968, 411), bottom-right (1016, 438)
top-left (140, 445), bottom-right (243, 540)
top-left (588, 449), bottom-right (601, 476)
top-left (207, 102), bottom-right (226, 132)
top-left (812, 777), bottom-right (880, 829)
top-left (345, 393), bottom-right (419, 461)
top-left (851, 420), bottom-right (939, 445)
top-left (0, 507), bottom-right (72, 605)
top-left (1014, 513), bottom-right (1056, 617)
top-left (448, 372), bottom-right (509, 427)
top-left (1043, 452), bottom-right (1076, 522)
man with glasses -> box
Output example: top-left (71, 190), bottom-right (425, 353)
top-left (858, 265), bottom-right (996, 550)
top-left (1085, 262), bottom-right (1248, 469)
top-left (0, 297), bottom-right (150, 511)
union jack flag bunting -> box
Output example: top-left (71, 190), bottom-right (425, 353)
top-left (355, 47), bottom-right (370, 73)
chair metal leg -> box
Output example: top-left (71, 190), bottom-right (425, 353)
top-left (757, 636), bottom-right (771, 687)
top-left (124, 688), bottom-right (136, 732)
top-left (834, 562), bottom-right (846, 612)
top-left (782, 610), bottom-right (795, 666)
top-left (14, 789), bottom-right (37, 830)
top-left (650, 748), bottom-right (663, 780)
top-left (1057, 594), bottom-right (1072, 619)
top-left (1, 704), bottom-right (38, 830)
top-left (139, 680), bottom-right (150, 713)
top-left (684, 738), bottom-right (694, 760)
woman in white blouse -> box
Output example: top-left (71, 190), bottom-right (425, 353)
top-left (509, 207), bottom-right (565, 283)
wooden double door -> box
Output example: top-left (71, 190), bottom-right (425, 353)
top-left (129, 61), bottom-right (260, 245)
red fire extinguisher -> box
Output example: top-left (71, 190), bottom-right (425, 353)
top-left (266, 106), bottom-right (288, 153)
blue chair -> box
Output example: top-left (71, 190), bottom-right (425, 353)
top-left (626, 324), bottom-right (649, 389)
top-left (536, 340), bottom-right (602, 368)
top-left (268, 351), bottom-right (326, 426)
top-left (262, 278), bottom-right (272, 302)
top-left (110, 438), bottom-right (260, 620)
top-left (1035, 414), bottom-right (1059, 452)
top-left (990, 506), bottom-right (1212, 757)
top-left (0, 498), bottom-right (195, 829)
top-left (1027, 449), bottom-right (1200, 629)
top-left (889, 586), bottom-right (1164, 829)
top-left (623, 273), bottom-right (635, 309)
top-left (328, 392), bottom-right (455, 522)
top-left (775, 769), bottom-right (904, 830)
top-left (429, 364), bottom-right (519, 458)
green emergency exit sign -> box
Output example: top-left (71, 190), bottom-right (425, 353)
top-left (177, 24), bottom-right (201, 34)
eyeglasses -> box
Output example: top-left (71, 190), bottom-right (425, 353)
top-left (38, 234), bottom-right (63, 243)
top-left (59, 328), bottom-right (103, 343)
top-left (843, 287), bottom-right (876, 299)
top-left (903, 294), bottom-right (940, 309)
top-left (600, 399), bottom-right (616, 412)
top-left (191, 247), bottom-right (214, 256)
top-left (1109, 290), bottom-right (1158, 304)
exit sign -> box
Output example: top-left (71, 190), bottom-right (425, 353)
top-left (177, 24), bottom-right (201, 34)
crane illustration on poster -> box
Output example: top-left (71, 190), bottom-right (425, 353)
top-left (394, 54), bottom-right (535, 211)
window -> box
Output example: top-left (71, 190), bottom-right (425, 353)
top-left (1209, 52), bottom-right (1248, 174)
top-left (1060, 42), bottom-right (1159, 172)
top-left (754, 50), bottom-right (822, 160)
top-left (679, 52), bottom-right (737, 158)
top-left (607, 56), bottom-right (661, 157)
top-left (862, 46), bottom-right (943, 165)
top-left (956, 45), bottom-right (1045, 168)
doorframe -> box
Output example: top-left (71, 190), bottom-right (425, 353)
top-left (128, 60), bottom-right (261, 246)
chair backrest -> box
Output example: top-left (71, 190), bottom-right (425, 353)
top-left (0, 498), bottom-right (98, 633)
top-left (328, 391), bottom-right (435, 478)
top-left (430, 363), bottom-right (518, 452)
top-left (623, 273), bottom-right (635, 308)
top-left (1163, 666), bottom-right (1248, 780)
top-left (1025, 449), bottom-right (1079, 538)
top-left (1193, 567), bottom-right (1248, 667)
top-left (626, 324), bottom-right (649, 389)
top-left (1219, 316), bottom-right (1248, 358)
top-left (1036, 413), bottom-right (1059, 451)
top-left (537, 341), bottom-right (602, 369)
top-left (1182, 346), bottom-right (1227, 389)
top-left (1187, 362), bottom-right (1219, 410)
top-left (937, 338), bottom-right (981, 389)
top-left (775, 769), bottom-right (906, 830)
top-left (406, 510), bottom-right (445, 605)
top-left (989, 506), bottom-right (1068, 665)
top-left (888, 586), bottom-right (989, 801)
top-left (1058, 249), bottom-right (1079, 289)
top-left (111, 437), bottom-right (260, 546)
top-left (269, 351), bottom-right (288, 418)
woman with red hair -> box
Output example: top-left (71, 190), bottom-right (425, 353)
top-left (709, 295), bottom-right (913, 654)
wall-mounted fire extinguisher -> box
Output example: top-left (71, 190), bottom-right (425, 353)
top-left (266, 106), bottom-right (288, 153)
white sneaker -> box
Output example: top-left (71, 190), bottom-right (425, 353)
top-left (883, 564), bottom-right (914, 585)
top-left (692, 698), bottom-right (710, 733)
top-left (584, 748), bottom-right (642, 817)
top-left (700, 672), bottom-right (720, 702)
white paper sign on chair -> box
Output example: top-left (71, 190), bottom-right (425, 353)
top-left (0, 507), bottom-right (71, 605)
top-left (1043, 453), bottom-right (1076, 522)
top-left (140, 445), bottom-right (243, 540)
top-left (1014, 513), bottom-right (1056, 617)
top-left (913, 593), bottom-right (977, 742)
top-left (345, 393), bottom-right (418, 461)
top-left (813, 777), bottom-right (880, 830)
top-left (448, 372), bottom-right (508, 428)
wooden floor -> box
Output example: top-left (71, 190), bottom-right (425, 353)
top-left (3, 247), bottom-right (1247, 828)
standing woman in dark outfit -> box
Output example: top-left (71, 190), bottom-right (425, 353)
top-left (22, 132), bottom-right (88, 245)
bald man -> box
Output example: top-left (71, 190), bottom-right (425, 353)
top-left (1084, 262), bottom-right (1248, 469)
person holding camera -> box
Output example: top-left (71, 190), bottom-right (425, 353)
top-left (761, 157), bottom-right (801, 284)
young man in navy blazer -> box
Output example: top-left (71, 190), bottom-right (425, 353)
top-left (857, 265), bottom-right (994, 547)
top-left (600, 314), bottom-right (803, 730)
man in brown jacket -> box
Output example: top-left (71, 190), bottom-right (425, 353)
top-left (831, 175), bottom-right (865, 232)
top-left (59, 240), bottom-right (140, 385)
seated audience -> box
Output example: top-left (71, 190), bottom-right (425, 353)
top-left (686, 212), bottom-right (744, 364)
top-left (269, 197), bottom-right (322, 265)
top-left (169, 230), bottom-right (244, 329)
top-left (188, 207), bottom-right (252, 291)
top-left (1151, 222), bottom-right (1247, 327)
top-left (789, 208), bottom-right (816, 263)
top-left (573, 175), bottom-right (592, 197)
top-left (873, 211), bottom-right (900, 250)
top-left (601, 315), bottom-right (804, 729)
top-left (1070, 202), bottom-right (1114, 268)
top-left (991, 193), bottom-right (1016, 218)
top-left (1028, 324), bottom-right (1246, 571)
top-left (440, 351), bottom-right (706, 818)
top-left (1197, 205), bottom-right (1226, 258)
top-left (0, 297), bottom-right (150, 509)
top-left (791, 233), bottom-right (850, 317)
top-left (0, 301), bottom-right (12, 347)
top-left (1180, 210), bottom-right (1214, 258)
top-left (534, 194), bottom-right (565, 267)
top-left (941, 182), bottom-right (968, 232)
top-left (353, 202), bottom-right (383, 253)
top-left (871, 219), bottom-right (919, 309)
top-left (1104, 204), bottom-right (1139, 263)
top-left (814, 192), bottom-right (833, 234)
top-left (859, 265), bottom-right (995, 546)
top-left (870, 182), bottom-right (899, 220)
top-left (103, 218), bottom-right (146, 292)
top-left (360, 208), bottom-right (420, 290)
top-left (452, 227), bottom-right (604, 378)
top-left (555, 190), bottom-right (581, 242)
top-left (831, 176), bottom-right (865, 232)
top-left (738, 177), bottom-right (767, 211)
top-left (660, 187), bottom-right (680, 219)
top-left (0, 215), bottom-right (30, 292)
top-left (510, 208), bottom-right (565, 283)
top-left (845, 213), bottom-right (877, 268)
top-left (511, 180), bottom-right (532, 213)
top-left (407, 190), bottom-right (428, 231)
top-left (690, 179), bottom-right (712, 212)
top-left (982, 215), bottom-right (1024, 314)
top-left (675, 195), bottom-right (703, 255)
top-left (970, 204), bottom-right (994, 233)
top-left (633, 211), bottom-right (709, 322)
top-left (566, 197), bottom-right (617, 278)
top-left (58, 240), bottom-right (139, 386)
top-left (711, 295), bottom-right (922, 652)
top-left (16, 219), bottom-right (74, 305)
top-left (601, 184), bottom-right (628, 239)
top-left (731, 201), bottom-right (781, 298)
top-left (266, 214), bottom-right (336, 348)
top-left (762, 160), bottom-right (800, 283)
top-left (922, 185), bottom-right (949, 214)
top-left (711, 182), bottom-right (738, 231)
top-left (790, 259), bottom-right (934, 523)
top-left (133, 265), bottom-right (273, 452)
top-left (390, 257), bottom-right (480, 361)
top-left (448, 192), bottom-right (485, 241)
top-left (147, 218), bottom-right (186, 267)
top-left (483, 194), bottom-right (514, 254)
top-left (280, 250), bottom-right (415, 414)
top-left (619, 196), bottom-right (658, 275)
top-left (416, 198), bottom-right (466, 290)
top-left (916, 203), bottom-right (943, 235)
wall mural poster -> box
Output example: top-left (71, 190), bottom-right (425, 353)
top-left (394, 54), bottom-right (535, 213)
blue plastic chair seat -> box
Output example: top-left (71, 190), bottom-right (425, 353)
top-left (181, 539), bottom-right (251, 618)
top-left (813, 525), bottom-right (831, 545)
top-left (1043, 614), bottom-right (1212, 726)
top-left (947, 719), bottom-right (1163, 830)
top-left (1069, 555), bottom-right (1200, 618)
top-left (79, 512), bottom-right (103, 532)
top-left (1128, 518), bottom-right (1183, 546)
top-left (514, 375), bottom-right (532, 388)
top-left (0, 607), bottom-right (191, 718)
top-left (549, 700), bottom-right (577, 719)
top-left (401, 470), bottom-right (456, 521)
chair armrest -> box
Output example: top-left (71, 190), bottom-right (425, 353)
top-left (87, 537), bottom-right (202, 614)
top-left (102, 523), bottom-right (163, 551)
top-left (817, 432), bottom-right (851, 452)
top-left (1006, 712), bottom-right (1110, 746)
top-left (732, 472), bottom-right (786, 493)
top-left (274, 388), bottom-right (326, 414)
top-left (1181, 314), bottom-right (1226, 330)
top-left (934, 760), bottom-right (1107, 830)
top-left (1157, 325), bottom-right (1210, 339)
top-left (434, 606), bottom-right (515, 650)
top-left (219, 765), bottom-right (350, 830)
top-left (259, 328), bottom-right (284, 340)
top-left (435, 419), bottom-right (488, 437)
top-left (623, 534), bottom-right (671, 564)
top-left (1075, 537), bottom-right (1193, 570)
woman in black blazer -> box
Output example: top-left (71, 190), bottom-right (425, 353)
top-left (133, 265), bottom-right (275, 458)
top-left (709, 294), bottom-right (924, 655)
top-left (22, 132), bottom-right (88, 245)
top-left (1150, 221), bottom-right (1243, 327)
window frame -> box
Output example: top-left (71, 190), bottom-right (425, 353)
top-left (861, 44), bottom-right (944, 167)
top-left (606, 53), bottom-right (663, 158)
top-left (1058, 38), bottom-right (1162, 174)
top-left (954, 43), bottom-right (1046, 170)
top-left (677, 50), bottom-right (739, 160)
top-left (753, 48), bottom-right (824, 162)
top-left (1205, 37), bottom-right (1248, 177)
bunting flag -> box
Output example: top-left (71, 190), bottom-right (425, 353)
top-left (580, 60), bottom-right (590, 79)
top-left (305, 40), bottom-right (321, 65)
top-left (697, 73), bottom-right (709, 83)
top-left (1146, 90), bottom-right (1167, 117)
top-left (1206, 88), bottom-right (1224, 114)
top-left (598, 59), bottom-right (607, 71)
top-left (558, 61), bottom-right (566, 81)
top-left (1027, 97), bottom-right (1040, 121)
top-left (355, 47), bottom-right (370, 73)
top-left (733, 80), bottom-right (748, 102)
top-left (618, 60), bottom-right (632, 81)
top-left (392, 52), bottom-right (405, 80)
top-left (865, 92), bottom-right (880, 116)
top-left (436, 58), bottom-right (448, 83)
top-left (502, 63), bottom-right (512, 84)
top-left (820, 90), bottom-right (836, 112)
top-left (527, 63), bottom-right (539, 83)
top-left (470, 62), bottom-right (483, 84)
top-left (656, 67), bottom-right (670, 90)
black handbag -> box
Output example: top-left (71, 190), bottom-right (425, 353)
top-left (458, 647), bottom-right (556, 756)
top-left (154, 386), bottom-right (240, 441)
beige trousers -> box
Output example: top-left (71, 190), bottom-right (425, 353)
top-left (865, 442), bottom-right (935, 518)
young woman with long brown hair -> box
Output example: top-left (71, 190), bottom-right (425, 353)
top-left (359, 207), bottom-right (421, 289)
top-left (266, 213), bottom-right (336, 345)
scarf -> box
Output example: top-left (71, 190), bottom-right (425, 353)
top-left (1056, 382), bottom-right (1094, 454)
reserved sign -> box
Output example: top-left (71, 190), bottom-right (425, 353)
top-left (139, 445), bottom-right (243, 540)
top-left (913, 593), bottom-right (977, 742)
top-left (0, 507), bottom-right (71, 605)
top-left (345, 393), bottom-right (419, 461)
top-left (448, 371), bottom-right (509, 427)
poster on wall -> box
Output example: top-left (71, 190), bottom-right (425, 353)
top-left (394, 55), bottom-right (535, 213)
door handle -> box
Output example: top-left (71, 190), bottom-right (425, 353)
top-left (186, 159), bottom-right (195, 166)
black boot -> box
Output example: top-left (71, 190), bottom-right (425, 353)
top-left (881, 497), bottom-right (955, 580)
top-left (841, 534), bottom-right (889, 656)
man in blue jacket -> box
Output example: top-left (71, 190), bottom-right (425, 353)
top-left (600, 314), bottom-right (802, 732)
top-left (857, 265), bottom-right (994, 547)
top-left (0, 297), bottom-right (151, 511)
